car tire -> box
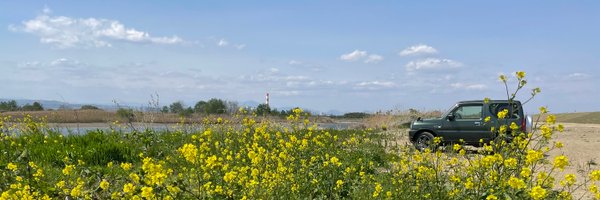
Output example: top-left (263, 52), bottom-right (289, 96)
top-left (414, 132), bottom-right (435, 151)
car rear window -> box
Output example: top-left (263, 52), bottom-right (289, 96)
top-left (489, 103), bottom-right (520, 119)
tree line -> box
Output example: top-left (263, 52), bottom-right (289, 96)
top-left (0, 100), bottom-right (44, 111)
top-left (160, 99), bottom-right (306, 117)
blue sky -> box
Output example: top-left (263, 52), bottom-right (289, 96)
top-left (1, 1), bottom-right (599, 113)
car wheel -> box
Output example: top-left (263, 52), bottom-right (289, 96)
top-left (414, 132), bottom-right (435, 151)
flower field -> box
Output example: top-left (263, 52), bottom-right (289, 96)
top-left (1, 72), bottom-right (600, 199)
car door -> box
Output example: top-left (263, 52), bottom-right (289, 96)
top-left (440, 104), bottom-right (487, 143)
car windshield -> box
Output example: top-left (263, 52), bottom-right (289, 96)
top-left (441, 104), bottom-right (456, 118)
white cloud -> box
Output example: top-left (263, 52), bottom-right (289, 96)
top-left (235, 44), bottom-right (246, 50)
top-left (340, 50), bottom-right (367, 61)
top-left (450, 83), bottom-right (487, 90)
top-left (566, 72), bottom-right (590, 80)
top-left (405, 58), bottom-right (462, 71)
top-left (365, 54), bottom-right (384, 63)
top-left (340, 50), bottom-right (383, 64)
top-left (273, 90), bottom-right (301, 96)
top-left (289, 60), bottom-right (302, 65)
top-left (356, 81), bottom-right (396, 87)
top-left (9, 8), bottom-right (183, 48)
top-left (399, 44), bottom-right (438, 56)
top-left (218, 39), bottom-right (229, 46)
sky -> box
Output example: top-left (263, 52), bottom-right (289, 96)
top-left (1, 1), bottom-right (599, 114)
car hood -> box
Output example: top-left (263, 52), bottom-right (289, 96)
top-left (412, 118), bottom-right (442, 126)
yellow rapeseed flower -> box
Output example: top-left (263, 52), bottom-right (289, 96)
top-left (484, 116), bottom-right (491, 123)
top-left (486, 194), bottom-right (498, 200)
top-left (330, 156), bottom-right (342, 167)
top-left (372, 183), bottom-right (382, 197)
top-left (521, 167), bottom-right (532, 178)
top-left (508, 176), bottom-right (526, 190)
top-left (178, 143), bottom-right (198, 164)
top-left (553, 155), bottom-right (569, 171)
top-left (504, 158), bottom-right (517, 168)
top-left (141, 186), bottom-right (154, 199)
top-left (62, 164), bottom-right (75, 175)
top-left (529, 186), bottom-right (547, 200)
top-left (516, 71), bottom-right (526, 79)
top-left (555, 141), bottom-right (564, 148)
top-left (121, 163), bottom-right (132, 171)
top-left (130, 173), bottom-right (140, 183)
top-left (510, 122), bottom-right (519, 130)
top-left (6, 162), bottom-right (17, 172)
top-left (56, 181), bottom-right (65, 188)
top-left (557, 124), bottom-right (564, 132)
top-left (484, 97), bottom-right (490, 104)
top-left (499, 74), bottom-right (507, 82)
top-left (464, 179), bottom-right (474, 189)
top-left (70, 184), bottom-right (83, 197)
top-left (526, 150), bottom-right (543, 164)
top-left (561, 174), bottom-right (576, 186)
top-left (123, 183), bottom-right (135, 194)
top-left (546, 115), bottom-right (556, 124)
top-left (100, 179), bottom-right (110, 190)
top-left (335, 180), bottom-right (343, 190)
top-left (453, 144), bottom-right (461, 151)
top-left (497, 109), bottom-right (508, 119)
top-left (223, 171), bottom-right (237, 183)
top-left (539, 106), bottom-right (547, 114)
top-left (590, 170), bottom-right (600, 181)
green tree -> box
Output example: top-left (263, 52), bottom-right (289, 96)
top-left (181, 107), bottom-right (194, 117)
top-left (169, 101), bottom-right (185, 114)
top-left (80, 105), bottom-right (100, 110)
top-left (0, 100), bottom-right (19, 111)
top-left (206, 98), bottom-right (226, 114)
top-left (22, 102), bottom-right (44, 111)
top-left (160, 106), bottom-right (169, 113)
top-left (194, 101), bottom-right (207, 113)
top-left (256, 103), bottom-right (271, 115)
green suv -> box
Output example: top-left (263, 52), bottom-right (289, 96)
top-left (408, 100), bottom-right (532, 151)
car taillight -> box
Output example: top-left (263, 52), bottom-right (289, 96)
top-left (521, 118), bottom-right (526, 132)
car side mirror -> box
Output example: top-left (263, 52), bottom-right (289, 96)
top-left (447, 113), bottom-right (455, 121)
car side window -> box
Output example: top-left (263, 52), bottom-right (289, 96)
top-left (453, 105), bottom-right (482, 120)
top-left (489, 103), bottom-right (520, 119)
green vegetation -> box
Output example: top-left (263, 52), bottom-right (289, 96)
top-left (79, 105), bottom-right (100, 110)
top-left (255, 103), bottom-right (271, 115)
top-left (0, 100), bottom-right (44, 112)
top-left (21, 102), bottom-right (44, 111)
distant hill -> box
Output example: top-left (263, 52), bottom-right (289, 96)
top-left (537, 112), bottom-right (600, 124)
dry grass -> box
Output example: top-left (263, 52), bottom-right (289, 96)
top-left (536, 111), bottom-right (600, 124)
top-left (363, 110), bottom-right (442, 130)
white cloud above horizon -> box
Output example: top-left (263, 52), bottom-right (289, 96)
top-left (450, 82), bottom-right (487, 90)
top-left (399, 44), bottom-right (438, 56)
top-left (9, 8), bottom-right (184, 48)
top-left (340, 50), bottom-right (383, 63)
top-left (405, 58), bottom-right (462, 71)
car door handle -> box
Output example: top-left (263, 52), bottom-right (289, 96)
top-left (474, 122), bottom-right (481, 126)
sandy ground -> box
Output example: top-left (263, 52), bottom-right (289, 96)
top-left (547, 123), bottom-right (600, 198)
top-left (385, 123), bottom-right (600, 198)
